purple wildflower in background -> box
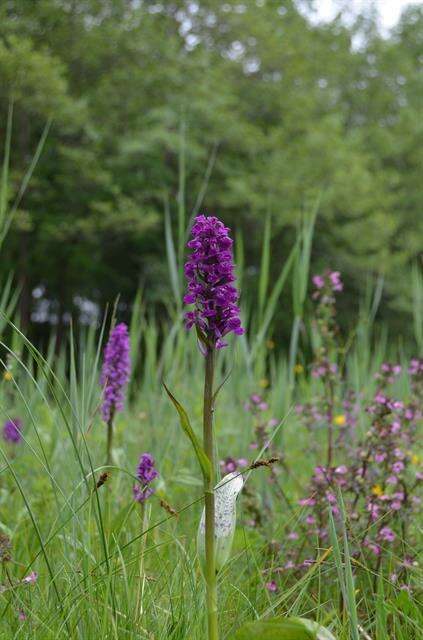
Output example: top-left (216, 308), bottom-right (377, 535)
top-left (288, 531), bottom-right (299, 541)
top-left (312, 270), bottom-right (343, 300)
top-left (220, 456), bottom-right (249, 474)
top-left (409, 358), bottom-right (423, 375)
top-left (22, 571), bottom-right (38, 584)
top-left (184, 215), bottom-right (244, 350)
top-left (312, 274), bottom-right (325, 289)
top-left (379, 527), bottom-right (396, 543)
top-left (133, 453), bottom-right (159, 503)
top-left (3, 419), bottom-right (22, 443)
top-left (329, 271), bottom-right (343, 291)
top-left (100, 323), bottom-right (131, 423)
top-left (136, 453), bottom-right (159, 484)
top-left (220, 457), bottom-right (237, 473)
top-left (265, 580), bottom-right (278, 593)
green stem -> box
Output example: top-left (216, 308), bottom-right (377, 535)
top-left (326, 378), bottom-right (334, 467)
top-left (106, 408), bottom-right (115, 467)
top-left (203, 349), bottom-right (218, 640)
top-left (136, 502), bottom-right (147, 622)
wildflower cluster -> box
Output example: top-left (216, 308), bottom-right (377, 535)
top-left (312, 270), bottom-right (343, 299)
top-left (263, 274), bottom-right (422, 595)
top-left (184, 215), bottom-right (244, 350)
top-left (133, 453), bottom-right (159, 503)
top-left (283, 361), bottom-right (422, 585)
top-left (100, 322), bottom-right (131, 423)
top-left (311, 270), bottom-right (343, 358)
top-left (359, 362), bottom-right (422, 555)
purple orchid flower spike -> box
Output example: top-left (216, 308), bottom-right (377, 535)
top-left (100, 322), bottom-right (131, 465)
top-left (184, 215), bottom-right (244, 351)
top-left (133, 453), bottom-right (159, 504)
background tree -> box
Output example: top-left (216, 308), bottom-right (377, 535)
top-left (0, 0), bottom-right (421, 345)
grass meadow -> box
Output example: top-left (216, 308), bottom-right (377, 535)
top-left (0, 124), bottom-right (422, 640)
top-left (0, 251), bottom-right (421, 639)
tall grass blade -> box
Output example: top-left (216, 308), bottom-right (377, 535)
top-left (258, 211), bottom-right (271, 325)
top-left (178, 117), bottom-right (186, 289)
top-left (329, 491), bottom-right (360, 640)
top-left (164, 196), bottom-right (181, 309)
top-left (288, 200), bottom-right (318, 384)
top-left (251, 241), bottom-right (297, 361)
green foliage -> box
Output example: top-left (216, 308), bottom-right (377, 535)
top-left (0, 35), bottom-right (71, 119)
top-left (0, 290), bottom-right (421, 638)
top-left (0, 0), bottom-right (421, 341)
top-left (231, 616), bottom-right (336, 640)
top-left (328, 495), bottom-right (359, 640)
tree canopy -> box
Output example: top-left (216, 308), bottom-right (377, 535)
top-left (0, 0), bottom-right (422, 341)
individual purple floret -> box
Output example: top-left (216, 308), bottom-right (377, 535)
top-left (100, 323), bottom-right (131, 423)
top-left (133, 484), bottom-right (154, 503)
top-left (265, 580), bottom-right (278, 593)
top-left (184, 215), bottom-right (244, 350)
top-left (133, 453), bottom-right (159, 503)
top-left (3, 419), bottom-right (22, 443)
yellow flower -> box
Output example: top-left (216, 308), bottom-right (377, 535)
top-left (293, 364), bottom-right (304, 375)
top-left (334, 414), bottom-right (346, 427)
top-left (259, 378), bottom-right (269, 389)
top-left (266, 339), bottom-right (275, 350)
top-left (411, 454), bottom-right (420, 465)
top-left (372, 484), bottom-right (383, 497)
top-left (3, 371), bottom-right (12, 381)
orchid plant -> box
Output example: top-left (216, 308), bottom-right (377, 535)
top-left (165, 215), bottom-right (244, 640)
top-left (100, 322), bottom-right (131, 465)
top-left (165, 215), bottom-right (337, 640)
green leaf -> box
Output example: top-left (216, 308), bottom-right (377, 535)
top-left (293, 618), bottom-right (337, 640)
top-left (163, 382), bottom-right (211, 483)
top-left (232, 617), bottom-right (315, 640)
top-left (393, 589), bottom-right (416, 616)
top-left (232, 617), bottom-right (336, 640)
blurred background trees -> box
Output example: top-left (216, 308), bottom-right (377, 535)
top-left (0, 0), bottom-right (422, 345)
